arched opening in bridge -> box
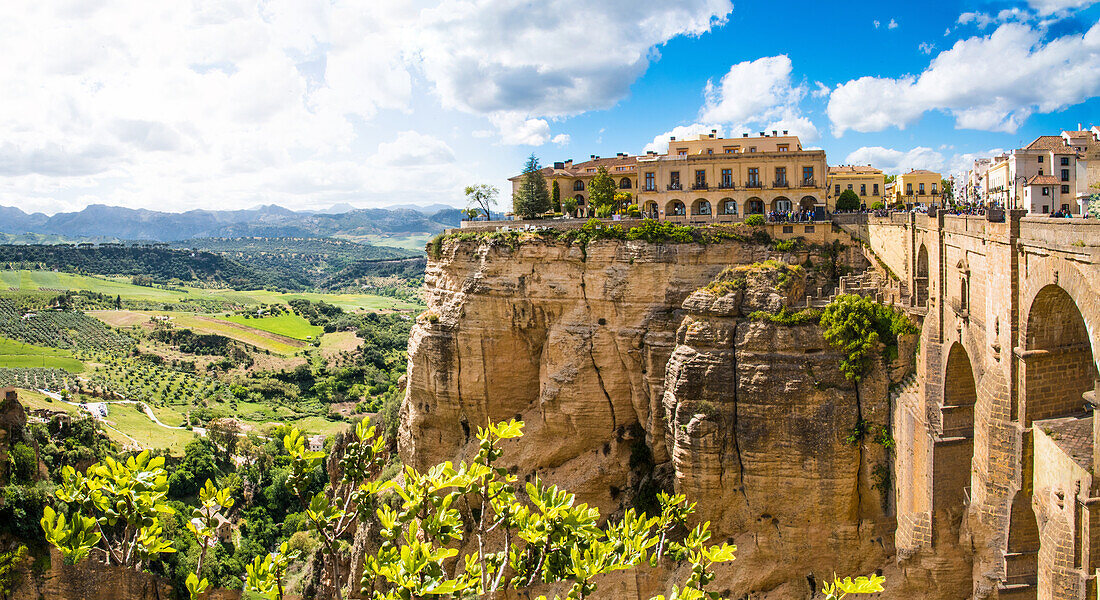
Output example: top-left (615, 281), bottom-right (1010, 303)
top-left (1006, 284), bottom-right (1098, 590)
top-left (691, 198), bottom-right (711, 216)
top-left (940, 343), bottom-right (977, 512)
top-left (916, 245), bottom-right (929, 307)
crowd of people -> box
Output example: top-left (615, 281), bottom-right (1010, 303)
top-left (766, 208), bottom-right (822, 223)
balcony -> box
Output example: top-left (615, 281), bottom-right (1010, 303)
top-left (801, 178), bottom-right (815, 187)
top-left (744, 181), bottom-right (762, 189)
top-left (773, 179), bottom-right (789, 188)
top-left (717, 181), bottom-right (735, 190)
top-left (642, 185), bottom-right (656, 192)
top-left (667, 183), bottom-right (682, 191)
top-left (692, 182), bottom-right (709, 191)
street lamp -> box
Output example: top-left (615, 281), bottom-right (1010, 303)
top-left (1012, 175), bottom-right (1027, 211)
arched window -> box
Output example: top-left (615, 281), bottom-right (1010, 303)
top-left (574, 194), bottom-right (585, 205)
top-left (619, 177), bottom-right (632, 189)
top-left (721, 199), bottom-right (737, 215)
top-left (573, 180), bottom-right (585, 191)
top-left (667, 200), bottom-right (685, 216)
top-left (746, 198), bottom-right (764, 214)
top-left (692, 199), bottom-right (711, 215)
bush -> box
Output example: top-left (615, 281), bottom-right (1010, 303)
top-left (744, 214), bottom-right (766, 226)
top-left (820, 294), bottom-right (918, 381)
top-left (870, 201), bottom-right (885, 210)
top-left (836, 189), bottom-right (861, 211)
top-left (626, 204), bottom-right (641, 218)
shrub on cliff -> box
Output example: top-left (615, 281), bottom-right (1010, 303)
top-left (820, 294), bottom-right (918, 381)
top-left (744, 214), bottom-right (766, 226)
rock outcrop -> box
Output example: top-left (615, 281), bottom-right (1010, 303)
top-left (399, 233), bottom-right (915, 598)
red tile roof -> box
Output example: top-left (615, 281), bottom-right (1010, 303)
top-left (1025, 135), bottom-right (1071, 152)
top-left (1026, 175), bottom-right (1059, 185)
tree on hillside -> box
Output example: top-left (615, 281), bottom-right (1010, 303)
top-left (836, 189), bottom-right (861, 211)
top-left (551, 180), bottom-right (561, 212)
top-left (588, 166), bottom-right (617, 212)
top-left (464, 184), bottom-right (499, 221)
top-left (512, 154), bottom-right (550, 219)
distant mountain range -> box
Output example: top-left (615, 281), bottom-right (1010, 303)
top-left (0, 204), bottom-right (463, 242)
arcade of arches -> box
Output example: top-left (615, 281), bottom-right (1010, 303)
top-left (847, 211), bottom-right (1100, 600)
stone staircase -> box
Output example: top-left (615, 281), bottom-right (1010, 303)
top-left (889, 372), bottom-right (920, 405)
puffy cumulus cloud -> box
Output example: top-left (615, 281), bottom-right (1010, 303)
top-left (414, 0), bottom-right (733, 117)
top-left (643, 124), bottom-right (725, 154)
top-left (698, 55), bottom-right (818, 142)
top-left (488, 113), bottom-right (556, 146)
top-left (888, 18), bottom-right (899, 29)
top-left (1027, 0), bottom-right (1099, 16)
top-left (827, 22), bottom-right (1100, 135)
top-left (375, 131), bottom-right (457, 167)
top-left (844, 146), bottom-right (945, 174)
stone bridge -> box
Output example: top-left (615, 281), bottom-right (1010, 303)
top-left (849, 212), bottom-right (1100, 600)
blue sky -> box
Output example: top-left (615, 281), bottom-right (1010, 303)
top-left (0, 0), bottom-right (1098, 214)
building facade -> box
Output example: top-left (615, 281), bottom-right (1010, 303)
top-left (508, 154), bottom-right (639, 216)
top-left (827, 165), bottom-right (885, 207)
top-left (633, 131), bottom-right (828, 222)
top-left (892, 169), bottom-right (942, 206)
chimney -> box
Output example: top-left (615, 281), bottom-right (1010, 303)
top-left (783, 130), bottom-right (789, 135)
top-left (590, 154), bottom-right (595, 159)
top-left (564, 159), bottom-right (573, 167)
top-left (772, 130), bottom-right (778, 136)
top-left (743, 133), bottom-right (749, 138)
top-left (759, 131), bottom-right (766, 137)
top-left (553, 161), bottom-right (564, 169)
top-left (670, 136), bottom-right (676, 141)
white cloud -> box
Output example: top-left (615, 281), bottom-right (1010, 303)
top-left (1027, 0), bottom-right (1099, 16)
top-left (945, 27), bottom-right (952, 36)
top-left (827, 21), bottom-right (1100, 135)
top-left (643, 124), bottom-right (725, 154)
top-left (375, 131), bottom-right (456, 167)
top-left (812, 81), bottom-right (831, 98)
top-left (844, 146), bottom-right (945, 174)
top-left (919, 42), bottom-right (936, 54)
top-left (414, 0), bottom-right (733, 117)
top-left (888, 18), bottom-right (899, 29)
top-left (874, 19), bottom-right (881, 28)
top-left (698, 55), bottom-right (818, 141)
top-left (0, 0), bottom-right (736, 212)
top-left (551, 134), bottom-right (571, 146)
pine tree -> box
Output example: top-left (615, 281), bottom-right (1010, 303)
top-left (551, 180), bottom-right (561, 212)
top-left (513, 154), bottom-right (550, 219)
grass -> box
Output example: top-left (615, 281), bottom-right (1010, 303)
top-left (221, 314), bottom-right (323, 341)
top-left (0, 336), bottom-right (85, 372)
top-left (104, 403), bottom-right (197, 454)
top-left (13, 389), bottom-right (82, 416)
top-left (287, 415), bottom-right (354, 437)
top-left (90, 311), bottom-right (303, 355)
top-left (0, 270), bottom-right (423, 312)
top-left (358, 233), bottom-right (434, 253)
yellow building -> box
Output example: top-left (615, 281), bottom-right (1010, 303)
top-left (507, 153), bottom-right (638, 216)
top-left (827, 165), bottom-right (885, 207)
top-left (634, 130), bottom-right (827, 222)
top-left (893, 169), bottom-right (942, 206)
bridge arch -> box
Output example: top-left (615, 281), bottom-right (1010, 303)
top-left (1021, 284), bottom-right (1097, 424)
top-left (934, 343), bottom-right (978, 526)
top-left (916, 244), bottom-right (929, 307)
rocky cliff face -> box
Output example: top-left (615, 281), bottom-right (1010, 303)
top-left (399, 234), bottom-right (908, 598)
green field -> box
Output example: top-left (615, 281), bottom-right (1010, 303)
top-left (0, 270), bottom-right (423, 311)
top-left (221, 314), bottom-right (323, 341)
top-left (0, 336), bottom-right (85, 372)
top-left (358, 233), bottom-right (434, 253)
top-left (104, 403), bottom-right (197, 453)
top-left (13, 389), bottom-right (82, 416)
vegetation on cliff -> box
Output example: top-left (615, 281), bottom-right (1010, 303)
top-left (820, 294), bottom-right (918, 381)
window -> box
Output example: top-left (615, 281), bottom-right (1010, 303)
top-left (720, 169), bottom-right (732, 187)
top-left (1039, 169), bottom-right (1044, 175)
top-left (860, 184), bottom-right (866, 196)
top-left (1061, 156), bottom-right (1069, 166)
top-left (1042, 204), bottom-right (1049, 213)
top-left (873, 183), bottom-right (879, 195)
top-left (749, 147), bottom-right (756, 153)
top-left (805, 225), bottom-right (815, 233)
top-left (619, 177), bottom-right (632, 189)
top-left (1062, 185), bottom-right (1070, 194)
top-left (906, 183), bottom-right (913, 194)
top-left (777, 144), bottom-right (789, 151)
top-left (676, 148), bottom-right (687, 156)
top-left (722, 200), bottom-right (737, 215)
top-left (835, 184), bottom-right (841, 195)
top-left (847, 184), bottom-right (853, 190)
top-left (573, 180), bottom-right (584, 191)
top-left (747, 168), bottom-right (760, 186)
top-left (1038, 155), bottom-right (1044, 163)
top-left (694, 170), bottom-right (706, 188)
top-left (931, 185), bottom-right (937, 195)
top-left (782, 226), bottom-right (794, 234)
top-left (644, 172), bottom-right (655, 191)
top-left (919, 183), bottom-right (925, 194)
top-left (803, 166), bottom-right (813, 183)
top-left (775, 167), bottom-right (786, 185)
top-left (1061, 169), bottom-right (1070, 181)
top-left (670, 171), bottom-right (680, 189)
top-left (1042, 187), bottom-right (1050, 196)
